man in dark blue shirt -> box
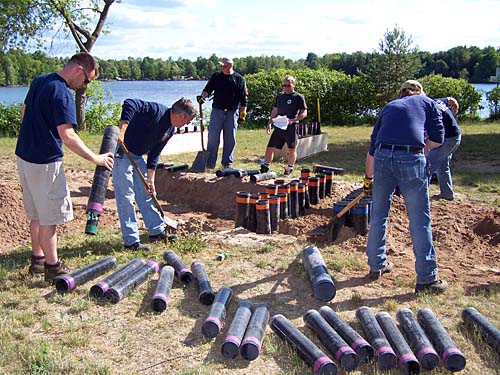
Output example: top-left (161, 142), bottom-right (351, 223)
top-left (427, 97), bottom-right (462, 201)
top-left (113, 97), bottom-right (197, 250)
top-left (198, 57), bottom-right (248, 168)
top-left (364, 79), bottom-right (448, 294)
top-left (15, 52), bottom-right (115, 281)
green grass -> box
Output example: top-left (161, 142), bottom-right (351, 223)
top-left (1, 122), bottom-right (500, 374)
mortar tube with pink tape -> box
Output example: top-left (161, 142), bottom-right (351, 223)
top-left (163, 250), bottom-right (193, 285)
top-left (240, 303), bottom-right (270, 361)
top-left (89, 258), bottom-right (146, 299)
top-left (319, 306), bottom-right (374, 364)
top-left (356, 306), bottom-right (397, 370)
top-left (376, 311), bottom-right (420, 375)
top-left (221, 300), bottom-right (254, 359)
top-left (85, 125), bottom-right (119, 235)
top-left (104, 260), bottom-right (159, 304)
top-left (304, 309), bottom-right (359, 372)
top-left (55, 256), bottom-right (117, 294)
top-left (151, 265), bottom-right (174, 313)
top-left (417, 308), bottom-right (466, 372)
top-left (397, 308), bottom-right (439, 371)
top-left (270, 314), bottom-right (337, 375)
top-left (462, 307), bottom-right (500, 355)
top-left (202, 286), bottom-right (233, 338)
top-left (191, 261), bottom-right (215, 306)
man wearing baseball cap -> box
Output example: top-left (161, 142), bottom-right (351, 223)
top-left (197, 57), bottom-right (248, 169)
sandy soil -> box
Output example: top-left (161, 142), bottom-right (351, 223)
top-left (1, 164), bottom-right (499, 292)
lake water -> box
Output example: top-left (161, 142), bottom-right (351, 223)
top-left (0, 80), bottom-right (497, 119)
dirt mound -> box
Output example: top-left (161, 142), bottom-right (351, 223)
top-left (1, 167), bottom-right (499, 289)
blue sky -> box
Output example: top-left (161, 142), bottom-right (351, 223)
top-left (50, 0), bottom-right (500, 61)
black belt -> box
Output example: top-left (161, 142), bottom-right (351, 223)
top-left (378, 144), bottom-right (423, 154)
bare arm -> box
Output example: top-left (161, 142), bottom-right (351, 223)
top-left (365, 152), bottom-right (374, 178)
top-left (266, 107), bottom-right (278, 134)
top-left (57, 124), bottom-right (114, 170)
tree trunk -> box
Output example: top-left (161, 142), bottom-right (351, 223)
top-left (75, 88), bottom-right (87, 131)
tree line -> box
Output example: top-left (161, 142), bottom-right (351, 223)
top-left (1, 45), bottom-right (498, 87)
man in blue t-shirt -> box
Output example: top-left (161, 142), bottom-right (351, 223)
top-left (260, 75), bottom-right (308, 177)
top-left (113, 98), bottom-right (197, 251)
top-left (198, 57), bottom-right (248, 169)
top-left (364, 79), bottom-right (448, 294)
top-left (15, 52), bottom-right (115, 282)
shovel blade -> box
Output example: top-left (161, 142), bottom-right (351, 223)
top-left (191, 151), bottom-right (210, 173)
top-left (164, 215), bottom-right (178, 231)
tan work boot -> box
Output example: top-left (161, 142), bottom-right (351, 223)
top-left (44, 261), bottom-right (70, 282)
top-left (28, 255), bottom-right (45, 275)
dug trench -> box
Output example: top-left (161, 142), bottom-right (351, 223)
top-left (1, 166), bottom-right (499, 292)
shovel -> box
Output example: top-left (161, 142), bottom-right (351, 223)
top-left (328, 190), bottom-right (366, 240)
top-left (119, 142), bottom-right (178, 232)
top-left (191, 101), bottom-right (211, 172)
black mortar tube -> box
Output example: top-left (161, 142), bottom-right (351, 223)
top-left (89, 258), bottom-right (146, 299)
top-left (105, 260), bottom-right (159, 304)
top-left (202, 286), bottom-right (233, 338)
top-left (376, 311), bottom-right (420, 375)
top-left (163, 250), bottom-right (193, 285)
top-left (313, 165), bottom-right (345, 175)
top-left (222, 300), bottom-right (254, 359)
top-left (319, 306), bottom-right (374, 364)
top-left (356, 306), bottom-right (397, 370)
top-left (417, 308), bottom-right (466, 372)
top-left (268, 194), bottom-right (280, 232)
top-left (255, 199), bottom-right (271, 234)
top-left (396, 308), bottom-right (439, 371)
top-left (270, 314), bottom-right (337, 375)
top-left (304, 309), bottom-right (359, 371)
top-left (235, 191), bottom-right (250, 229)
top-left (156, 162), bottom-right (175, 169)
top-left (241, 303), bottom-right (270, 361)
top-left (151, 265), bottom-right (175, 313)
top-left (55, 256), bottom-right (117, 293)
top-left (216, 168), bottom-right (243, 177)
top-left (462, 307), bottom-right (500, 354)
top-left (191, 261), bottom-right (215, 305)
top-left (85, 125), bottom-right (119, 235)
top-left (166, 163), bottom-right (189, 172)
top-left (302, 245), bottom-right (336, 302)
top-left (235, 169), bottom-right (260, 178)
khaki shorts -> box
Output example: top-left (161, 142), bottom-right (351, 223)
top-left (16, 157), bottom-right (73, 226)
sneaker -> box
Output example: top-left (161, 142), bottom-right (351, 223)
top-left (260, 164), bottom-right (270, 173)
top-left (222, 164), bottom-right (232, 169)
top-left (44, 261), bottom-right (70, 282)
top-left (124, 242), bottom-right (151, 251)
top-left (149, 231), bottom-right (178, 243)
top-left (28, 255), bottom-right (45, 275)
top-left (284, 167), bottom-right (293, 177)
top-left (369, 262), bottom-right (394, 280)
top-left (415, 279), bottom-right (449, 294)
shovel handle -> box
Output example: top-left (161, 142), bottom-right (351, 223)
top-left (119, 142), bottom-right (165, 217)
top-left (334, 191), bottom-right (366, 219)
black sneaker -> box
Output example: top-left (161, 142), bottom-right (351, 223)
top-left (124, 242), bottom-right (151, 251)
top-left (284, 167), bottom-right (293, 177)
top-left (149, 231), bottom-right (178, 243)
top-left (415, 279), bottom-right (448, 294)
top-left (29, 255), bottom-right (45, 275)
top-left (369, 262), bottom-right (394, 280)
top-left (260, 164), bottom-right (270, 173)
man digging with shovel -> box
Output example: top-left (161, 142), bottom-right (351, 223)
top-left (113, 97), bottom-right (197, 251)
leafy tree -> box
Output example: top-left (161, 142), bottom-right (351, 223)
top-left (365, 26), bottom-right (422, 108)
top-left (0, 0), bottom-right (117, 129)
top-left (486, 86), bottom-right (500, 120)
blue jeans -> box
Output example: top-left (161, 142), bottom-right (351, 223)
top-left (366, 148), bottom-right (438, 284)
top-left (427, 135), bottom-right (461, 200)
top-left (207, 107), bottom-right (238, 167)
top-left (112, 151), bottom-right (164, 246)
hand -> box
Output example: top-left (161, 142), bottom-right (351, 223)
top-left (363, 175), bottom-right (373, 193)
top-left (237, 111), bottom-right (247, 124)
top-left (266, 123), bottom-right (272, 135)
top-left (97, 152), bottom-right (114, 171)
top-left (196, 95), bottom-right (205, 105)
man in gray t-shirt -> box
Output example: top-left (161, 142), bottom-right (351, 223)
top-left (260, 75), bottom-right (307, 177)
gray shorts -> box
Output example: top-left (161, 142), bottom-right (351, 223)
top-left (16, 157), bottom-right (73, 225)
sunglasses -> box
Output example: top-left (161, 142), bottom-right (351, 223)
top-left (80, 66), bottom-right (90, 84)
top-left (282, 84), bottom-right (291, 87)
